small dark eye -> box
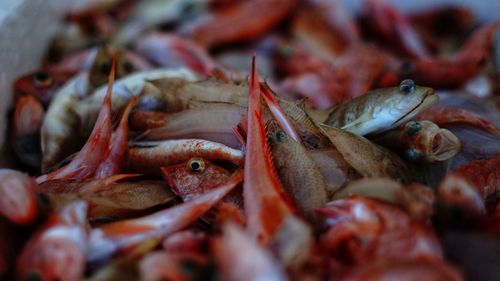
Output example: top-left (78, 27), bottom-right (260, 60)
top-left (406, 121), bottom-right (422, 136)
top-left (32, 71), bottom-right (53, 87)
top-left (405, 147), bottom-right (421, 161)
top-left (399, 79), bottom-right (415, 93)
top-left (123, 61), bottom-right (134, 73)
top-left (100, 61), bottom-right (112, 74)
top-left (187, 158), bottom-right (205, 172)
top-left (275, 130), bottom-right (286, 142)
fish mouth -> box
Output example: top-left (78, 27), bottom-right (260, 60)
top-left (393, 91), bottom-right (438, 126)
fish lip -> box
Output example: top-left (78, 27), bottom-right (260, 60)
top-left (392, 90), bottom-right (438, 127)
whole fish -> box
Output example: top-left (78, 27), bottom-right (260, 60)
top-left (324, 79), bottom-right (437, 136)
top-left (87, 172), bottom-right (242, 263)
top-left (128, 139), bottom-right (244, 175)
top-left (319, 124), bottom-right (411, 183)
top-left (17, 201), bottom-right (89, 281)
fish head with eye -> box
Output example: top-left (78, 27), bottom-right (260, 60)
top-left (161, 158), bottom-right (232, 201)
top-left (13, 69), bottom-right (76, 105)
top-left (265, 120), bottom-right (289, 146)
top-left (373, 79), bottom-right (438, 133)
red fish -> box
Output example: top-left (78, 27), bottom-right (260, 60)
top-left (318, 196), bottom-right (444, 265)
top-left (364, 0), bottom-right (431, 58)
top-left (0, 169), bottom-right (39, 225)
top-left (416, 107), bottom-right (500, 137)
top-left (13, 69), bottom-right (77, 105)
top-left (161, 158), bottom-right (232, 202)
top-left (438, 155), bottom-right (500, 214)
top-left (36, 59), bottom-right (115, 183)
top-left (95, 96), bottom-right (137, 178)
top-left (243, 56), bottom-right (297, 244)
top-left (87, 172), bottom-right (242, 263)
top-left (17, 200), bottom-right (89, 281)
top-left (212, 223), bottom-right (287, 281)
top-left (184, 0), bottom-right (296, 48)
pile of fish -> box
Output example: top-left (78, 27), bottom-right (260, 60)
top-left (2, 0), bottom-right (500, 280)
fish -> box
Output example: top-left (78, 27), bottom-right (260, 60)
top-left (40, 72), bottom-right (89, 172)
top-left (242, 56), bottom-right (298, 244)
top-left (13, 69), bottom-right (77, 105)
top-left (364, 0), bottom-right (431, 58)
top-left (266, 119), bottom-right (327, 221)
top-left (373, 120), bottom-right (461, 162)
top-left (318, 196), bottom-right (444, 265)
top-left (135, 32), bottom-right (227, 79)
top-left (161, 157), bottom-right (232, 202)
top-left (16, 201), bottom-right (89, 281)
top-left (438, 155), bottom-right (500, 214)
top-left (37, 59), bottom-right (115, 183)
top-left (128, 139), bottom-right (244, 175)
top-left (94, 96), bottom-right (137, 178)
top-left (332, 178), bottom-right (435, 220)
top-left (182, 0), bottom-right (297, 48)
top-left (87, 172), bottom-right (242, 263)
top-left (212, 223), bottom-right (288, 281)
top-left (0, 169), bottom-right (39, 225)
top-left (77, 68), bottom-right (198, 135)
top-left (324, 79), bottom-right (437, 136)
top-left (416, 107), bottom-right (500, 137)
top-left (38, 175), bottom-right (176, 221)
top-left (143, 103), bottom-right (247, 148)
top-left (11, 95), bottom-right (45, 168)
top-left (319, 124), bottom-right (411, 183)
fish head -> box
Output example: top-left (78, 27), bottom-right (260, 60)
top-left (382, 79), bottom-right (438, 128)
top-left (265, 120), bottom-right (289, 146)
top-left (13, 69), bottom-right (76, 105)
top-left (161, 158), bottom-right (232, 201)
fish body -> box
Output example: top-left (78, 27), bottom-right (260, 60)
top-left (41, 72), bottom-right (89, 171)
top-left (267, 120), bottom-right (327, 221)
top-left (325, 80), bottom-right (437, 136)
top-left (128, 139), bottom-right (244, 175)
top-left (17, 201), bottom-right (89, 281)
top-left (87, 172), bottom-right (241, 263)
top-left (0, 169), bottom-right (39, 225)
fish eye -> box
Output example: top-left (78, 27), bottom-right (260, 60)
top-left (399, 79), bottom-right (415, 93)
top-left (32, 71), bottom-right (53, 87)
top-left (406, 121), bottom-right (422, 136)
top-left (405, 147), bottom-right (421, 161)
top-left (187, 158), bottom-right (205, 172)
top-left (100, 61), bottom-right (112, 74)
top-left (123, 61), bottom-right (134, 73)
top-left (275, 130), bottom-right (286, 142)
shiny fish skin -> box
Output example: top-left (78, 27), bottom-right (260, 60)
top-left (324, 83), bottom-right (437, 136)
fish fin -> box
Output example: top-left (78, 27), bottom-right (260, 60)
top-left (232, 117), bottom-right (248, 147)
top-left (341, 113), bottom-right (371, 130)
